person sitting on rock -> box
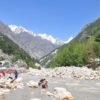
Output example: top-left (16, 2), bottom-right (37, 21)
top-left (8, 70), bottom-right (18, 83)
top-left (38, 78), bottom-right (48, 89)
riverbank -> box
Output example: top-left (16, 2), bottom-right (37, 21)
top-left (28, 66), bottom-right (100, 80)
top-left (0, 66), bottom-right (100, 100)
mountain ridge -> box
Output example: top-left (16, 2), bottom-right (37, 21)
top-left (0, 21), bottom-right (62, 60)
top-left (48, 18), bottom-right (100, 68)
top-left (0, 31), bottom-right (35, 67)
top-left (9, 24), bottom-right (65, 45)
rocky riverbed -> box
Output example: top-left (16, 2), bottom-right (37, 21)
top-left (28, 66), bottom-right (100, 80)
top-left (0, 67), bottom-right (100, 100)
top-left (3, 74), bottom-right (100, 100)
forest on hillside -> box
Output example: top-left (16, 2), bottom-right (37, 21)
top-left (48, 19), bottom-right (100, 69)
top-left (0, 32), bottom-right (35, 68)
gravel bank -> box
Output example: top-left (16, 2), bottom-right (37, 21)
top-left (28, 67), bottom-right (100, 80)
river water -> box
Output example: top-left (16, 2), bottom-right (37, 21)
top-left (1, 74), bottom-right (100, 100)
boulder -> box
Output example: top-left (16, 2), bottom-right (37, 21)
top-left (0, 89), bottom-right (10, 96)
top-left (54, 87), bottom-right (74, 100)
top-left (0, 76), bottom-right (24, 89)
top-left (15, 77), bottom-right (23, 83)
top-left (6, 83), bottom-right (17, 89)
top-left (16, 82), bottom-right (24, 89)
top-left (46, 91), bottom-right (55, 97)
top-left (27, 80), bottom-right (38, 88)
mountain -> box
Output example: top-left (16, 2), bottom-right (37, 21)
top-left (0, 21), bottom-right (63, 60)
top-left (48, 18), bottom-right (100, 68)
top-left (8, 24), bottom-right (61, 60)
top-left (73, 18), bottom-right (100, 42)
top-left (0, 31), bottom-right (35, 68)
top-left (9, 24), bottom-right (74, 59)
top-left (9, 25), bottom-right (65, 45)
top-left (9, 25), bottom-right (73, 45)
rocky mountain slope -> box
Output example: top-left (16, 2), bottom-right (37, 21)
top-left (0, 31), bottom-right (35, 67)
top-left (9, 25), bottom-right (65, 45)
top-left (0, 21), bottom-right (61, 60)
top-left (73, 18), bottom-right (100, 42)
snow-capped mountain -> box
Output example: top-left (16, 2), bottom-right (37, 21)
top-left (64, 37), bottom-right (73, 44)
top-left (35, 33), bottom-right (64, 45)
top-left (0, 21), bottom-right (73, 60)
top-left (9, 25), bottom-right (65, 45)
top-left (6, 24), bottom-right (61, 59)
top-left (9, 25), bottom-right (34, 36)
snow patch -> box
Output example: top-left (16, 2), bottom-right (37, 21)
top-left (9, 25), bottom-right (73, 45)
top-left (9, 25), bottom-right (33, 35)
top-left (64, 37), bottom-right (73, 44)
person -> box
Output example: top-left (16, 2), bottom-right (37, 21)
top-left (14, 70), bottom-right (18, 79)
top-left (9, 70), bottom-right (18, 83)
top-left (38, 78), bottom-right (48, 89)
top-left (0, 62), bottom-right (2, 67)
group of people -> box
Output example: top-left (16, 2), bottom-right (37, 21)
top-left (0, 62), bottom-right (18, 83)
top-left (0, 68), bottom-right (18, 83)
top-left (0, 62), bottom-right (48, 88)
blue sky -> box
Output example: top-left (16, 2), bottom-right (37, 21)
top-left (0, 0), bottom-right (100, 40)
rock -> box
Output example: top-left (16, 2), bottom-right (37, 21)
top-left (17, 67), bottom-right (28, 73)
top-left (28, 67), bottom-right (100, 80)
top-left (16, 83), bottom-right (24, 89)
top-left (15, 77), bottom-right (23, 83)
top-left (46, 91), bottom-right (54, 97)
top-left (0, 84), bottom-right (6, 88)
top-left (6, 83), bottom-right (17, 89)
top-left (0, 76), bottom-right (24, 89)
top-left (0, 91), bottom-right (5, 96)
top-left (0, 89), bottom-right (10, 96)
top-left (27, 80), bottom-right (38, 88)
top-left (14, 59), bottom-right (28, 68)
top-left (53, 87), bottom-right (74, 100)
top-left (6, 81), bottom-right (24, 89)
top-left (2, 89), bottom-right (10, 93)
top-left (96, 66), bottom-right (100, 71)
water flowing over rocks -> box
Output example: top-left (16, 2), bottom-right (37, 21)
top-left (0, 66), bottom-right (100, 100)
top-left (45, 87), bottom-right (74, 100)
top-left (53, 87), bottom-right (74, 100)
top-left (0, 77), bottom-right (24, 89)
top-left (28, 66), bottom-right (100, 80)
top-left (27, 80), bottom-right (38, 88)
top-left (0, 77), bottom-right (24, 99)
top-left (0, 89), bottom-right (10, 96)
